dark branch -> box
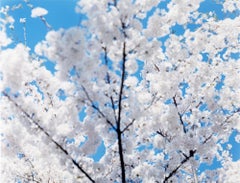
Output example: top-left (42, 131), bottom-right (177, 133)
top-left (116, 23), bottom-right (127, 182)
top-left (103, 46), bottom-right (118, 124)
top-left (202, 134), bottom-right (213, 144)
top-left (173, 95), bottom-right (187, 133)
top-left (154, 64), bottom-right (160, 72)
top-left (3, 92), bottom-right (95, 183)
top-left (156, 130), bottom-right (172, 143)
top-left (163, 150), bottom-right (196, 183)
top-left (144, 92), bottom-right (161, 111)
top-left (178, 112), bottom-right (187, 133)
top-left (117, 41), bottom-right (127, 129)
top-left (117, 42), bottom-right (127, 183)
top-left (81, 85), bottom-right (117, 131)
top-left (91, 103), bottom-right (117, 131)
top-left (121, 119), bottom-right (135, 133)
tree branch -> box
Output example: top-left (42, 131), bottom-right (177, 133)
top-left (3, 92), bottom-right (95, 183)
top-left (156, 130), bottom-right (172, 143)
top-left (163, 150), bottom-right (196, 183)
top-left (116, 38), bottom-right (127, 183)
top-left (173, 95), bottom-right (187, 133)
top-left (116, 21), bottom-right (128, 182)
top-left (103, 46), bottom-right (118, 124)
top-left (144, 92), bottom-right (161, 111)
top-left (121, 119), bottom-right (135, 133)
top-left (81, 85), bottom-right (117, 131)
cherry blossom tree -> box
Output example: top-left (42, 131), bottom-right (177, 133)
top-left (1, 0), bottom-right (240, 182)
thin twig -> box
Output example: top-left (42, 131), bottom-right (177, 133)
top-left (121, 119), bottom-right (135, 133)
top-left (81, 85), bottom-right (117, 131)
top-left (173, 95), bottom-right (187, 133)
top-left (103, 46), bottom-right (118, 124)
top-left (156, 130), bottom-right (172, 143)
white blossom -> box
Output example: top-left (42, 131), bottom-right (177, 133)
top-left (0, 0), bottom-right (240, 182)
top-left (31, 7), bottom-right (48, 18)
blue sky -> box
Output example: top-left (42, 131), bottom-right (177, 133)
top-left (1, 0), bottom-right (240, 176)
top-left (1, 0), bottom-right (81, 48)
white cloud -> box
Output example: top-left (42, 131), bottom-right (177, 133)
top-left (0, 31), bottom-right (12, 48)
top-left (31, 7), bottom-right (48, 18)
